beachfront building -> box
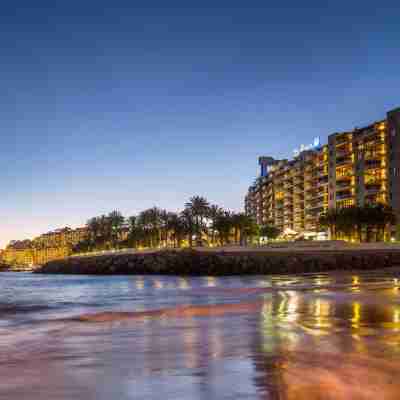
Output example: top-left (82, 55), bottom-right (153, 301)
top-left (33, 227), bottom-right (87, 249)
top-left (1, 226), bottom-right (88, 267)
top-left (245, 106), bottom-right (400, 239)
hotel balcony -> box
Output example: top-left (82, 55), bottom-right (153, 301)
top-left (335, 134), bottom-right (352, 146)
top-left (305, 214), bottom-right (318, 222)
top-left (364, 150), bottom-right (384, 160)
top-left (336, 180), bottom-right (352, 189)
top-left (294, 224), bottom-right (305, 230)
top-left (336, 157), bottom-right (353, 167)
top-left (336, 191), bottom-right (353, 200)
top-left (293, 187), bottom-right (304, 195)
top-left (335, 148), bottom-right (352, 158)
top-left (365, 160), bottom-right (383, 170)
top-left (315, 189), bottom-right (327, 198)
top-left (307, 205), bottom-right (323, 214)
top-left (305, 185), bottom-right (317, 193)
top-left (365, 185), bottom-right (382, 195)
top-left (294, 179), bottom-right (305, 186)
top-left (315, 168), bottom-right (328, 177)
top-left (294, 209), bottom-right (304, 216)
top-left (317, 176), bottom-right (329, 186)
top-left (284, 189), bottom-right (293, 196)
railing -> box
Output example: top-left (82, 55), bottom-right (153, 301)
top-left (365, 186), bottom-right (382, 195)
top-left (336, 192), bottom-right (353, 200)
top-left (365, 160), bottom-right (382, 169)
top-left (336, 158), bottom-right (353, 166)
top-left (69, 248), bottom-right (138, 258)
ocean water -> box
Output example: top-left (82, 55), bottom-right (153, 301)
top-left (1, 271), bottom-right (400, 399)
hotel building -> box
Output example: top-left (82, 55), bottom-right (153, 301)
top-left (245, 107), bottom-right (400, 237)
top-left (1, 226), bottom-right (88, 267)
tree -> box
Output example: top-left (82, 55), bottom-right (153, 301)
top-left (242, 217), bottom-right (259, 245)
top-left (214, 211), bottom-right (234, 246)
top-left (127, 215), bottom-right (142, 248)
top-left (319, 209), bottom-right (338, 240)
top-left (167, 212), bottom-right (186, 248)
top-left (260, 225), bottom-right (280, 241)
top-left (184, 196), bottom-right (210, 245)
top-left (108, 210), bottom-right (125, 247)
top-left (87, 216), bottom-right (101, 245)
top-left (180, 208), bottom-right (195, 247)
top-left (231, 213), bottom-right (257, 245)
top-left (137, 207), bottom-right (162, 248)
top-left (208, 204), bottom-right (223, 246)
top-left (319, 205), bottom-right (396, 242)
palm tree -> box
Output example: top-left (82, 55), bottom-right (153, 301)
top-left (137, 207), bottom-right (162, 248)
top-left (99, 214), bottom-right (111, 245)
top-left (231, 213), bottom-right (254, 245)
top-left (159, 209), bottom-right (170, 247)
top-left (87, 217), bottom-right (101, 245)
top-left (242, 216), bottom-right (259, 245)
top-left (167, 212), bottom-right (186, 248)
top-left (108, 210), bottom-right (125, 247)
top-left (214, 210), bottom-right (233, 246)
top-left (382, 205), bottom-right (396, 241)
top-left (319, 205), bottom-right (396, 243)
top-left (180, 208), bottom-right (195, 247)
top-left (208, 204), bottom-right (223, 246)
top-left (319, 209), bottom-right (338, 240)
top-left (368, 204), bottom-right (396, 241)
top-left (127, 215), bottom-right (141, 248)
top-left (184, 196), bottom-right (210, 245)
top-left (259, 224), bottom-right (280, 241)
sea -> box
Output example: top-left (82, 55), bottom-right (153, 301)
top-left (1, 270), bottom-right (400, 399)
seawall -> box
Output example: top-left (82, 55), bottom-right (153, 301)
top-left (35, 248), bottom-right (400, 276)
top-left (0, 263), bottom-right (11, 272)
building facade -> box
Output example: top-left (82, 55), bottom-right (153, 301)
top-left (1, 227), bottom-right (88, 267)
top-left (245, 107), bottom-right (400, 237)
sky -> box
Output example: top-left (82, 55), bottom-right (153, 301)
top-left (1, 0), bottom-right (400, 247)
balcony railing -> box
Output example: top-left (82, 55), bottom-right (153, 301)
top-left (336, 192), bottom-right (353, 200)
top-left (336, 157), bottom-right (353, 166)
top-left (365, 160), bottom-right (382, 169)
top-left (335, 135), bottom-right (351, 145)
top-left (336, 180), bottom-right (352, 189)
top-left (336, 149), bottom-right (352, 158)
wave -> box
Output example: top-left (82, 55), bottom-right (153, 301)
top-left (0, 303), bottom-right (52, 316)
top-left (73, 301), bottom-right (264, 323)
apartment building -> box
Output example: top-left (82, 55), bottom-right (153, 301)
top-left (1, 226), bottom-right (88, 266)
top-left (245, 107), bottom-right (400, 237)
top-left (33, 227), bottom-right (87, 249)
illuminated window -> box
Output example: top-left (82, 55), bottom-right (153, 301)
top-left (336, 199), bottom-right (354, 208)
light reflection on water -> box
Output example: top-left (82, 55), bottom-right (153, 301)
top-left (0, 271), bottom-right (400, 399)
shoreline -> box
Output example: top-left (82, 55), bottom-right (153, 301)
top-left (35, 247), bottom-right (400, 276)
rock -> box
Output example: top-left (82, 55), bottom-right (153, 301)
top-left (34, 249), bottom-right (400, 276)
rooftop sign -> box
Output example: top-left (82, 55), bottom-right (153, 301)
top-left (293, 137), bottom-right (321, 157)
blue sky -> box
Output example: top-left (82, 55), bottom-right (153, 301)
top-left (1, 1), bottom-right (400, 247)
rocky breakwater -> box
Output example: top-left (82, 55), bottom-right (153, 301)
top-left (0, 262), bottom-right (11, 272)
top-left (35, 248), bottom-right (400, 276)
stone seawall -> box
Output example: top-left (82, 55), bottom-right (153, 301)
top-left (35, 249), bottom-right (400, 276)
top-left (0, 263), bottom-right (11, 272)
